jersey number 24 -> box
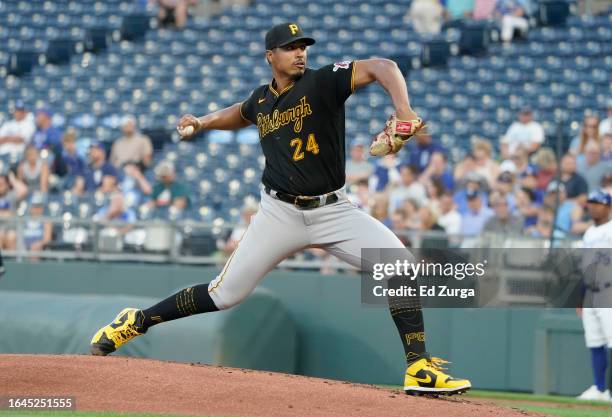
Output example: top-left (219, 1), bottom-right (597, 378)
top-left (290, 134), bottom-right (320, 161)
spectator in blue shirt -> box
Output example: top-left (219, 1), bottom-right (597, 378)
top-left (54, 129), bottom-right (86, 191)
top-left (454, 172), bottom-right (489, 215)
top-left (32, 107), bottom-right (62, 153)
top-left (459, 189), bottom-right (494, 236)
top-left (371, 154), bottom-right (402, 192)
top-left (543, 181), bottom-right (581, 235)
top-left (94, 192), bottom-right (136, 223)
top-left (406, 132), bottom-right (446, 173)
top-left (74, 141), bottom-right (119, 195)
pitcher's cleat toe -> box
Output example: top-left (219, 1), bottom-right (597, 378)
top-left (90, 308), bottom-right (146, 356)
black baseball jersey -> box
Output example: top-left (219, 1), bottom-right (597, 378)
top-left (240, 61), bottom-right (356, 196)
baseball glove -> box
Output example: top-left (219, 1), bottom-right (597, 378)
top-left (369, 113), bottom-right (425, 157)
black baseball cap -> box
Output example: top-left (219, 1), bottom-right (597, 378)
top-left (265, 23), bottom-right (315, 50)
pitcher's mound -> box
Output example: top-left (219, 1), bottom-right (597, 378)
top-left (0, 355), bottom-right (546, 417)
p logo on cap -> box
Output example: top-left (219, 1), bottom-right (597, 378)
top-left (289, 24), bottom-right (299, 35)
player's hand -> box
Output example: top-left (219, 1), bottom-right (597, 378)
top-left (177, 114), bottom-right (202, 139)
top-left (575, 307), bottom-right (582, 317)
top-left (369, 113), bottom-right (425, 157)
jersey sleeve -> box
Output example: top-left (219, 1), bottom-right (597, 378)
top-left (239, 90), bottom-right (258, 124)
top-left (315, 60), bottom-right (356, 110)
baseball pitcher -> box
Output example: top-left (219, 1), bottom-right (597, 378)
top-left (91, 23), bottom-right (470, 395)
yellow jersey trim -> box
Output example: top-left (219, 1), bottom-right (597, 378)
top-left (239, 101), bottom-right (249, 122)
top-left (269, 81), bottom-right (295, 97)
top-left (208, 223), bottom-right (251, 293)
top-left (351, 61), bottom-right (357, 93)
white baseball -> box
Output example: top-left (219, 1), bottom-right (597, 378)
top-left (180, 125), bottom-right (194, 136)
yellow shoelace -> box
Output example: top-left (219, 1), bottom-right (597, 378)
top-left (428, 357), bottom-right (451, 372)
top-left (110, 325), bottom-right (141, 345)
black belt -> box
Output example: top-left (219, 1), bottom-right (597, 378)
top-left (264, 186), bottom-right (340, 210)
top-left (586, 282), bottom-right (612, 293)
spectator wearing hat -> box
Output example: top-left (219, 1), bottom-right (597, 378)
top-left (484, 191), bottom-right (524, 235)
top-left (405, 131), bottom-right (447, 173)
top-left (17, 144), bottom-right (50, 194)
top-left (110, 116), bottom-right (153, 170)
top-left (493, 171), bottom-right (518, 212)
top-left (54, 129), bottom-right (86, 190)
top-left (74, 141), bottom-right (119, 195)
top-left (559, 154), bottom-right (589, 203)
top-left (23, 192), bottom-right (52, 253)
top-left (345, 140), bottom-right (374, 186)
top-left (148, 161), bottom-right (190, 209)
top-left (577, 142), bottom-right (611, 192)
top-left (519, 165), bottom-right (544, 203)
top-left (453, 171), bottom-right (489, 215)
top-left (599, 100), bottom-right (612, 137)
top-left (0, 101), bottom-right (35, 158)
top-left (503, 107), bottom-right (544, 154)
top-left (0, 172), bottom-right (28, 250)
top-left (32, 107), bottom-right (62, 153)
top-left (459, 189), bottom-right (494, 236)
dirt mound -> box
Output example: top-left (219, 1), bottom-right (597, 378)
top-left (0, 355), bottom-right (548, 417)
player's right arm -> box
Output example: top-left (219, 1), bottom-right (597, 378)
top-left (177, 102), bottom-right (252, 137)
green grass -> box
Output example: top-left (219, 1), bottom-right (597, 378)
top-left (517, 405), bottom-right (612, 417)
top-left (0, 412), bottom-right (227, 417)
top-left (467, 389), bottom-right (612, 407)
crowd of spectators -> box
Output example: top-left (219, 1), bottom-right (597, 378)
top-left (344, 103), bottom-right (612, 249)
top-left (0, 101), bottom-right (178, 251)
top-left (0, 96), bottom-right (610, 254)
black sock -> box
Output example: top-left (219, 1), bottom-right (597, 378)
top-left (387, 276), bottom-right (427, 365)
top-left (142, 283), bottom-right (219, 330)
top-left (0, 249), bottom-right (4, 267)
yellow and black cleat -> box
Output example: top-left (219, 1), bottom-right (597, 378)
top-left (404, 357), bottom-right (471, 396)
top-left (90, 308), bottom-right (146, 356)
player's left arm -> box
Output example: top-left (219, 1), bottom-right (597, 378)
top-left (352, 59), bottom-right (418, 120)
